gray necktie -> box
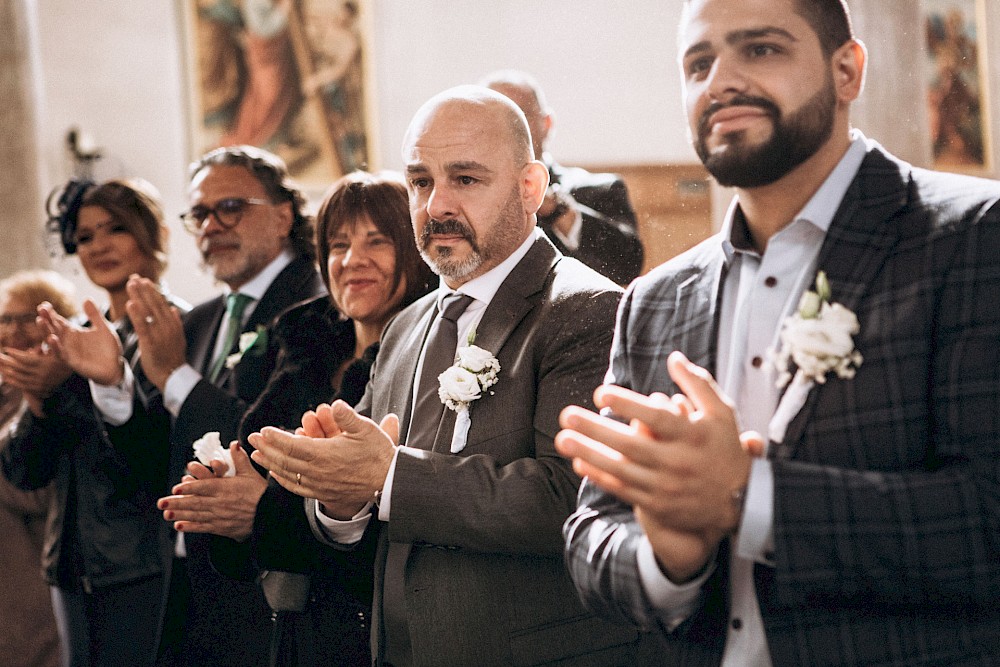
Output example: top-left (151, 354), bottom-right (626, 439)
top-left (405, 292), bottom-right (475, 450)
top-left (383, 292), bottom-right (474, 665)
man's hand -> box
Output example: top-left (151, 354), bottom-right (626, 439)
top-left (249, 400), bottom-right (398, 520)
top-left (37, 300), bottom-right (123, 385)
top-left (157, 443), bottom-right (267, 542)
top-left (126, 276), bottom-right (186, 391)
top-left (555, 351), bottom-right (753, 581)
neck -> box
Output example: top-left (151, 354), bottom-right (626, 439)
top-left (353, 319), bottom-right (384, 358)
top-left (107, 288), bottom-right (128, 323)
top-left (736, 129), bottom-right (852, 253)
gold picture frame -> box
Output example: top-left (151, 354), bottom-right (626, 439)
top-left (922, 0), bottom-right (992, 173)
top-left (182, 0), bottom-right (378, 188)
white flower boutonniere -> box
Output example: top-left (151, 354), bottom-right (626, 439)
top-left (192, 431), bottom-right (235, 477)
top-left (437, 334), bottom-right (500, 453)
top-left (770, 270), bottom-right (863, 389)
top-left (225, 325), bottom-right (268, 369)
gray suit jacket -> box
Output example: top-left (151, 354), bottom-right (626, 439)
top-left (347, 235), bottom-right (661, 666)
top-left (564, 142), bottom-right (1000, 666)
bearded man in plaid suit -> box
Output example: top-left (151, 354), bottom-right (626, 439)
top-left (555, 0), bottom-right (1000, 665)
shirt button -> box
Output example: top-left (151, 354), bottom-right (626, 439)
top-left (731, 617), bottom-right (743, 630)
top-left (751, 356), bottom-right (763, 368)
top-left (764, 276), bottom-right (777, 287)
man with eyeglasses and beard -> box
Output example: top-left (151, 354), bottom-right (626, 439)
top-left (94, 145), bottom-right (324, 666)
top-left (556, 1), bottom-right (1000, 666)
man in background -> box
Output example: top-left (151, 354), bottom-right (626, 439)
top-left (482, 70), bottom-right (644, 284)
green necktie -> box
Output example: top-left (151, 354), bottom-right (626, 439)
top-left (207, 292), bottom-right (253, 383)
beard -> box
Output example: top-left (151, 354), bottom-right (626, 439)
top-left (418, 185), bottom-right (525, 282)
top-left (694, 77), bottom-right (836, 188)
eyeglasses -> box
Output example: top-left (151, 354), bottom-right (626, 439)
top-left (0, 313), bottom-right (37, 328)
top-left (179, 197), bottom-right (271, 234)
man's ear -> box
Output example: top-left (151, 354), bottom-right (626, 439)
top-left (274, 200), bottom-right (294, 238)
top-left (832, 38), bottom-right (867, 104)
top-left (521, 160), bottom-right (550, 215)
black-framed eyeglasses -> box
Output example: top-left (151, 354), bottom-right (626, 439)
top-left (179, 197), bottom-right (271, 234)
top-left (0, 313), bottom-right (37, 328)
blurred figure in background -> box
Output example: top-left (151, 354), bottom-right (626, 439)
top-left (1, 179), bottom-right (187, 666)
top-left (0, 269), bottom-right (77, 667)
top-left (481, 70), bottom-right (644, 285)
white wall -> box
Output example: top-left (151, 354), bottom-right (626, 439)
top-left (22, 1), bottom-right (1000, 305)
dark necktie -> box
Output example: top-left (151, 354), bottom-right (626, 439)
top-left (383, 292), bottom-right (473, 666)
top-left (207, 292), bottom-right (253, 383)
top-left (405, 292), bottom-right (475, 450)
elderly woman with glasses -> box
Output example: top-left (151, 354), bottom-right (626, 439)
top-left (0, 269), bottom-right (77, 667)
top-left (1, 179), bottom-right (189, 667)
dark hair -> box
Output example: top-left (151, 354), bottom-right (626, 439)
top-left (46, 178), bottom-right (169, 277)
top-left (315, 171), bottom-right (434, 309)
top-left (189, 145), bottom-right (316, 261)
top-left (792, 0), bottom-right (853, 57)
top-left (681, 0), bottom-right (854, 57)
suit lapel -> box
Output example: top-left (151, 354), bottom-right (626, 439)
top-left (191, 297), bottom-right (226, 377)
top-left (774, 146), bottom-right (908, 458)
top-left (395, 299), bottom-right (439, 446)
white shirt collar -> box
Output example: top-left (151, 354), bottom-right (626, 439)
top-left (437, 228), bottom-right (540, 308)
top-left (223, 247), bottom-right (296, 301)
top-left (721, 130), bottom-right (869, 263)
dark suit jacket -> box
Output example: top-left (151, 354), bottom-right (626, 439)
top-left (564, 142), bottom-right (1000, 665)
top-left (549, 160), bottom-right (638, 231)
top-left (543, 203), bottom-right (644, 286)
top-left (334, 234), bottom-right (664, 666)
top-left (168, 254), bottom-right (324, 667)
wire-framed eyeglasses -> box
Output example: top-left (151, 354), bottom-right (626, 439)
top-left (179, 197), bottom-right (271, 234)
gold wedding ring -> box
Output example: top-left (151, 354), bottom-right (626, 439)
top-left (296, 472), bottom-right (302, 485)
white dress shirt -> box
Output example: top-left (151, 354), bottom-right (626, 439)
top-left (636, 132), bottom-right (869, 665)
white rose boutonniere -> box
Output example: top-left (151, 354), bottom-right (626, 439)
top-left (225, 325), bottom-right (268, 369)
top-left (437, 333), bottom-right (500, 453)
top-left (770, 270), bottom-right (863, 389)
top-left (192, 431), bottom-right (235, 477)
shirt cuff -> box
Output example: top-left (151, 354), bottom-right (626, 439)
top-left (735, 458), bottom-right (775, 565)
top-left (376, 446), bottom-right (403, 522)
top-left (637, 535), bottom-right (712, 631)
top-left (314, 501), bottom-right (373, 545)
top-left (89, 362), bottom-right (135, 426)
top-left (164, 364), bottom-right (200, 417)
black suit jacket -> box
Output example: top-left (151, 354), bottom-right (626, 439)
top-left (564, 142), bottom-right (1000, 665)
top-left (549, 160), bottom-right (638, 231)
top-left (169, 254), bottom-right (324, 667)
top-left (543, 203), bottom-right (644, 285)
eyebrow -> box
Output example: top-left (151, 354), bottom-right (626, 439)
top-left (682, 26), bottom-right (799, 61)
top-left (405, 161), bottom-right (494, 176)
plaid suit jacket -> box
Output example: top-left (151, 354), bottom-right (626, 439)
top-left (564, 142), bottom-right (1000, 666)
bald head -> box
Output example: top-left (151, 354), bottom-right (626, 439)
top-left (479, 71), bottom-right (551, 160)
top-left (402, 85), bottom-right (534, 166)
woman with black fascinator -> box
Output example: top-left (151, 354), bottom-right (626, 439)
top-left (1, 179), bottom-right (190, 666)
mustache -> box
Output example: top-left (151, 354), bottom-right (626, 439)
top-left (420, 218), bottom-right (475, 245)
top-left (698, 95), bottom-right (780, 137)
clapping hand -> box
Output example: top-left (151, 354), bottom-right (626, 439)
top-left (249, 400), bottom-right (399, 520)
top-left (37, 299), bottom-right (123, 386)
top-left (157, 442), bottom-right (268, 542)
top-left (556, 352), bottom-right (758, 582)
top-left (126, 275), bottom-right (186, 391)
